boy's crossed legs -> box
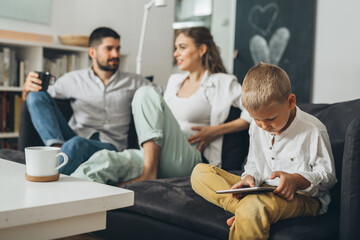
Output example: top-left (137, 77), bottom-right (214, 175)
top-left (191, 163), bottom-right (320, 240)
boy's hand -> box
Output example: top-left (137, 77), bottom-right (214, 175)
top-left (271, 171), bottom-right (310, 201)
top-left (230, 175), bottom-right (256, 199)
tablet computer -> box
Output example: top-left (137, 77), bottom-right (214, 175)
top-left (216, 187), bottom-right (276, 194)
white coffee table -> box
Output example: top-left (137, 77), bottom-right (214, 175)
top-left (0, 158), bottom-right (134, 240)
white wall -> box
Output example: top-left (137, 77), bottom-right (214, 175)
top-left (312, 0), bottom-right (360, 103)
top-left (0, 0), bottom-right (175, 86)
top-left (211, 0), bottom-right (235, 73)
top-left (1, 0), bottom-right (359, 102)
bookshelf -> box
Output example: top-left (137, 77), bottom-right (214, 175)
top-left (0, 38), bottom-right (89, 149)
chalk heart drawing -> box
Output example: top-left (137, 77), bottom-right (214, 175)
top-left (249, 27), bottom-right (290, 65)
top-left (248, 3), bottom-right (279, 36)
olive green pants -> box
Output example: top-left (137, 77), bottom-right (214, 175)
top-left (191, 163), bottom-right (320, 240)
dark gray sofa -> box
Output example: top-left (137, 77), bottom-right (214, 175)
top-left (1, 98), bottom-right (359, 240)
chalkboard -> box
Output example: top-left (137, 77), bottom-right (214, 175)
top-left (233, 0), bottom-right (316, 103)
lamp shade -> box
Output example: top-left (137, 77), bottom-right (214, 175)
top-left (154, 0), bottom-right (166, 7)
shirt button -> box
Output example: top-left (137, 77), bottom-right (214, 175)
top-left (269, 147), bottom-right (272, 150)
top-left (271, 157), bottom-right (275, 160)
top-left (290, 158), bottom-right (294, 161)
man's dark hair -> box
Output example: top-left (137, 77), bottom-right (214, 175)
top-left (89, 27), bottom-right (120, 47)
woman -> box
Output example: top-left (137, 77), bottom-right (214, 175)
top-left (71, 27), bottom-right (251, 184)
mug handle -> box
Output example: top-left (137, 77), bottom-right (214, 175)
top-left (55, 152), bottom-right (69, 170)
top-left (49, 75), bottom-right (57, 85)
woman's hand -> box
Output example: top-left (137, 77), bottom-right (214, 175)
top-left (187, 126), bottom-right (219, 151)
top-left (22, 71), bottom-right (42, 100)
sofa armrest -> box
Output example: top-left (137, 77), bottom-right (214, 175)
top-left (339, 118), bottom-right (360, 240)
top-left (18, 99), bottom-right (72, 151)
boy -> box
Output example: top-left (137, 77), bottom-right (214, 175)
top-left (190, 62), bottom-right (337, 239)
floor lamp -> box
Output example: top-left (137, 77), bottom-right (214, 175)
top-left (136, 0), bottom-right (166, 75)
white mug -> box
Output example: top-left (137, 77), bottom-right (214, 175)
top-left (25, 146), bottom-right (68, 178)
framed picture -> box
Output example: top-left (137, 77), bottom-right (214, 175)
top-left (233, 0), bottom-right (317, 103)
top-left (0, 0), bottom-right (51, 25)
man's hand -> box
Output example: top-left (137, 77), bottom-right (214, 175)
top-left (22, 71), bottom-right (42, 100)
top-left (230, 175), bottom-right (256, 199)
top-left (271, 171), bottom-right (311, 201)
top-left (187, 126), bottom-right (218, 152)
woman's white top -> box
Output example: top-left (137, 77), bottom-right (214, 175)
top-left (164, 70), bottom-right (251, 167)
top-left (166, 86), bottom-right (211, 136)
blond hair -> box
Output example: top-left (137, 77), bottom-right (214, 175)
top-left (242, 62), bottom-right (291, 112)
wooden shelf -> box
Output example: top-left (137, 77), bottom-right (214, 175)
top-left (0, 38), bottom-right (88, 52)
top-left (0, 86), bottom-right (22, 92)
top-left (0, 38), bottom-right (89, 148)
top-left (0, 132), bottom-right (19, 139)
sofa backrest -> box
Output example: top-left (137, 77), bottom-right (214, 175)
top-left (298, 99), bottom-right (360, 212)
top-left (221, 107), bottom-right (249, 170)
top-left (298, 99), bottom-right (360, 141)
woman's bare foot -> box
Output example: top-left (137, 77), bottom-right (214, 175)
top-left (227, 216), bottom-right (235, 226)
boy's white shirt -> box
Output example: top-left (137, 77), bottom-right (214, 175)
top-left (241, 106), bottom-right (337, 214)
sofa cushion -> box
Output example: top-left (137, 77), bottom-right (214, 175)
top-left (339, 118), bottom-right (360, 239)
top-left (298, 99), bottom-right (360, 141)
top-left (0, 149), bottom-right (25, 164)
top-left (327, 139), bottom-right (344, 212)
top-left (221, 107), bottom-right (249, 171)
top-left (121, 175), bottom-right (236, 239)
top-left (121, 170), bottom-right (339, 240)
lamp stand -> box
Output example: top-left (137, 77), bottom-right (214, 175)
top-left (136, 0), bottom-right (166, 75)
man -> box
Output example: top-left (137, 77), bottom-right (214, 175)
top-left (22, 27), bottom-right (154, 175)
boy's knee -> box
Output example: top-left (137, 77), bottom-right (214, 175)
top-left (191, 163), bottom-right (212, 184)
top-left (237, 194), bottom-right (273, 218)
top-left (192, 163), bottom-right (212, 174)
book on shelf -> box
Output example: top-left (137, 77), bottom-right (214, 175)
top-left (0, 47), bottom-right (22, 87)
top-left (0, 92), bottom-right (23, 133)
top-left (14, 94), bottom-right (22, 132)
top-left (0, 138), bottom-right (18, 150)
top-left (0, 52), bottom-right (3, 86)
top-left (1, 92), bottom-right (6, 132)
top-left (18, 60), bottom-right (28, 88)
top-left (44, 53), bottom-right (81, 79)
top-left (5, 92), bottom-right (14, 132)
top-left (2, 47), bottom-right (10, 86)
top-left (9, 48), bottom-right (17, 87)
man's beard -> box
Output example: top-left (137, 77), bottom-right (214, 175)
top-left (97, 58), bottom-right (120, 72)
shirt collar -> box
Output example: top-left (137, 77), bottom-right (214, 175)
top-left (88, 66), bottom-right (121, 88)
top-left (173, 70), bottom-right (214, 94)
top-left (200, 70), bottom-right (215, 88)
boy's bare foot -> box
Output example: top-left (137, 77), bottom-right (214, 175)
top-left (227, 216), bottom-right (235, 226)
